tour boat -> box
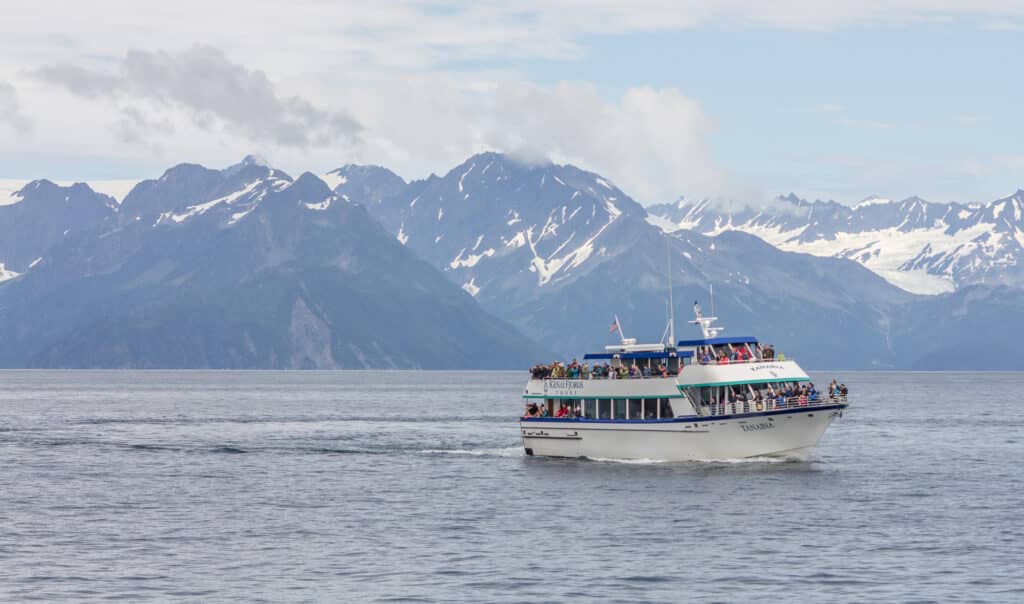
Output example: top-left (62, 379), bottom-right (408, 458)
top-left (520, 304), bottom-right (849, 461)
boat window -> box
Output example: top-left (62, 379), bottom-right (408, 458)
top-left (628, 398), bottom-right (642, 420)
top-left (598, 398), bottom-right (611, 419)
top-left (644, 399), bottom-right (657, 419)
top-left (613, 398), bottom-right (627, 420)
top-left (659, 398), bottom-right (674, 419)
top-left (584, 398), bottom-right (597, 419)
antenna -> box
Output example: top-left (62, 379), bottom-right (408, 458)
top-left (710, 283), bottom-right (715, 318)
top-left (690, 296), bottom-right (725, 339)
top-left (667, 238), bottom-right (675, 347)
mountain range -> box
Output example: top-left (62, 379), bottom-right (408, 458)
top-left (646, 191), bottom-right (1024, 295)
top-left (2, 152), bottom-right (1022, 369)
top-left (0, 156), bottom-right (540, 369)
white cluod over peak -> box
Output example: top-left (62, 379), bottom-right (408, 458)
top-left (853, 196), bottom-right (892, 210)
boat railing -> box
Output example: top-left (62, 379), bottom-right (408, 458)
top-left (702, 395), bottom-right (848, 416)
top-left (695, 357), bottom-right (790, 366)
top-left (530, 373), bottom-right (677, 380)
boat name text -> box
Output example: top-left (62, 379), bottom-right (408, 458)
top-left (749, 364), bottom-right (787, 373)
top-left (543, 380), bottom-right (585, 395)
top-left (741, 422), bottom-right (775, 432)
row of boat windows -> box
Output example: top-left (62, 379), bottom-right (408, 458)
top-left (536, 398), bottom-right (676, 420)
top-left (684, 381), bottom-right (812, 406)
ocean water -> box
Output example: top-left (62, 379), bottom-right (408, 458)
top-left (0, 370), bottom-right (1022, 602)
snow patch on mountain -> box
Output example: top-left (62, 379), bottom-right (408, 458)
top-left (0, 261), bottom-right (19, 282)
top-left (321, 170), bottom-right (347, 190)
top-left (458, 162), bottom-right (475, 193)
top-left (449, 248), bottom-right (495, 269)
top-left (304, 196), bottom-right (333, 211)
top-left (461, 277), bottom-right (480, 296)
top-left (168, 179), bottom-right (265, 223)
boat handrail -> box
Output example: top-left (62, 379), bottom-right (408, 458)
top-left (702, 395), bottom-right (848, 416)
top-left (695, 357), bottom-right (792, 365)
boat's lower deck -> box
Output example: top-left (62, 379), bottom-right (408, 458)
top-left (520, 404), bottom-right (846, 461)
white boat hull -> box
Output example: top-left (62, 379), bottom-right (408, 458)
top-left (520, 405), bottom-right (845, 461)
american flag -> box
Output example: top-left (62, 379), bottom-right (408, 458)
top-left (609, 318), bottom-right (619, 333)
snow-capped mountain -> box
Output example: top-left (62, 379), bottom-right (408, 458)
top-left (341, 153), bottom-right (911, 366)
top-left (322, 164), bottom-right (406, 205)
top-left (0, 157), bottom-right (542, 369)
top-left (359, 151), bottom-right (648, 305)
top-left (0, 180), bottom-right (117, 280)
top-left (646, 191), bottom-right (1024, 295)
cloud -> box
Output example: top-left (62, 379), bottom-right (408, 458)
top-left (0, 81), bottom-right (33, 134)
top-left (815, 103), bottom-right (845, 113)
top-left (31, 46), bottom-right (361, 148)
top-left (482, 82), bottom-right (722, 202)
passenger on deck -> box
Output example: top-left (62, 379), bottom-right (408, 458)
top-left (555, 404), bottom-right (569, 418)
top-left (659, 363), bottom-right (668, 378)
top-left (716, 353), bottom-right (728, 365)
top-left (839, 383), bottom-right (848, 396)
top-left (581, 363), bottom-right (590, 379)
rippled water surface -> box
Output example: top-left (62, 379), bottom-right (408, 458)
top-left (1, 370), bottom-right (1022, 602)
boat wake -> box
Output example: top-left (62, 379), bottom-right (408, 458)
top-left (584, 455), bottom-right (802, 465)
top-left (421, 446), bottom-right (524, 458)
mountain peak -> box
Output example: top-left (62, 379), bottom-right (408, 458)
top-left (241, 154), bottom-right (271, 168)
top-left (222, 155), bottom-right (275, 179)
top-left (16, 179), bottom-right (59, 197)
top-left (14, 179), bottom-right (104, 202)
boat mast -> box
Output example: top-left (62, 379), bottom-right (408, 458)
top-left (666, 237), bottom-right (675, 347)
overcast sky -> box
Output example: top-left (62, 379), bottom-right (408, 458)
top-left (1, 1), bottom-right (1022, 204)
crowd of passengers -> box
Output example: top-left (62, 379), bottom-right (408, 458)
top-left (710, 380), bottom-right (849, 411)
top-left (522, 402), bottom-right (581, 419)
top-left (697, 342), bottom-right (779, 364)
top-left (530, 359), bottom-right (675, 380)
top-left (528, 344), bottom-right (788, 380)
top-left (521, 380), bottom-right (850, 419)
top-left (522, 400), bottom-right (674, 420)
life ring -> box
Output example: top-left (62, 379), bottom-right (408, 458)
top-left (756, 401), bottom-right (764, 412)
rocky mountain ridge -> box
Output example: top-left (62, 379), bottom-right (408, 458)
top-left (647, 190), bottom-right (1024, 295)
